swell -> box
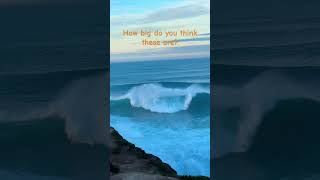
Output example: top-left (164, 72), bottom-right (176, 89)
top-left (0, 66), bottom-right (107, 76)
top-left (213, 17), bottom-right (320, 67)
top-left (213, 41), bottom-right (320, 67)
top-left (0, 71), bottom-right (108, 146)
top-left (111, 83), bottom-right (210, 113)
top-left (213, 69), bottom-right (320, 158)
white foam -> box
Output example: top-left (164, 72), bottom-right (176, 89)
top-left (0, 73), bottom-right (109, 146)
top-left (111, 83), bottom-right (209, 113)
top-left (213, 70), bottom-right (320, 157)
top-left (111, 115), bottom-right (210, 176)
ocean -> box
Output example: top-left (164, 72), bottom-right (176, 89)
top-left (213, 65), bottom-right (320, 180)
top-left (0, 1), bottom-right (108, 179)
top-left (110, 58), bottom-right (210, 177)
top-left (212, 14), bottom-right (320, 180)
top-left (0, 68), bottom-right (108, 179)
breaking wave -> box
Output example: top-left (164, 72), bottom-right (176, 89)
top-left (0, 72), bottom-right (108, 146)
top-left (213, 70), bottom-right (320, 158)
top-left (110, 83), bottom-right (210, 113)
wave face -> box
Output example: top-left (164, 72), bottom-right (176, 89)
top-left (212, 64), bottom-right (320, 180)
top-left (111, 83), bottom-right (209, 113)
top-left (0, 69), bottom-right (108, 146)
top-left (212, 15), bottom-right (320, 180)
top-left (0, 69), bottom-right (108, 179)
top-left (110, 59), bottom-right (210, 177)
top-left (213, 68), bottom-right (320, 157)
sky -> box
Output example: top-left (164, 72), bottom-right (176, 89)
top-left (110, 0), bottom-right (210, 62)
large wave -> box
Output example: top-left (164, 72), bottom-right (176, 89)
top-left (213, 70), bottom-right (320, 158)
top-left (0, 72), bottom-right (109, 146)
top-left (110, 83), bottom-right (210, 113)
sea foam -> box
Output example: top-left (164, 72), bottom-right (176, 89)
top-left (110, 83), bottom-right (209, 113)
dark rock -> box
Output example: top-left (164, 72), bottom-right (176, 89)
top-left (110, 127), bottom-right (178, 179)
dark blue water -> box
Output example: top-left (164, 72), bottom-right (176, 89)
top-left (212, 14), bottom-right (320, 180)
top-left (213, 65), bottom-right (320, 180)
top-left (110, 58), bottom-right (210, 176)
top-left (0, 1), bottom-right (108, 179)
top-left (0, 69), bottom-right (108, 179)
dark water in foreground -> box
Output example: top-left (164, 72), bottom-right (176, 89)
top-left (0, 69), bottom-right (108, 179)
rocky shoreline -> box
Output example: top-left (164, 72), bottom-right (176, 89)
top-left (110, 127), bottom-right (209, 180)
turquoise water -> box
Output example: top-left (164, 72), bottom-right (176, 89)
top-left (110, 58), bottom-right (210, 176)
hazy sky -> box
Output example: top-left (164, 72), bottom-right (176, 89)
top-left (110, 0), bottom-right (210, 62)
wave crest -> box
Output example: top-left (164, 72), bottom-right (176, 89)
top-left (111, 83), bottom-right (210, 113)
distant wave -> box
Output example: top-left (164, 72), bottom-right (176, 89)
top-left (213, 41), bottom-right (320, 67)
top-left (111, 83), bottom-right (210, 113)
top-left (111, 79), bottom-right (210, 87)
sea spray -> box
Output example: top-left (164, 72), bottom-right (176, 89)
top-left (110, 83), bottom-right (209, 113)
top-left (110, 59), bottom-right (210, 176)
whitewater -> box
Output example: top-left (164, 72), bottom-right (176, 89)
top-left (111, 83), bottom-right (209, 113)
top-left (110, 58), bottom-right (210, 177)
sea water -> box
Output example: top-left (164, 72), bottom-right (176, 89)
top-left (110, 58), bottom-right (210, 176)
top-left (0, 1), bottom-right (108, 177)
